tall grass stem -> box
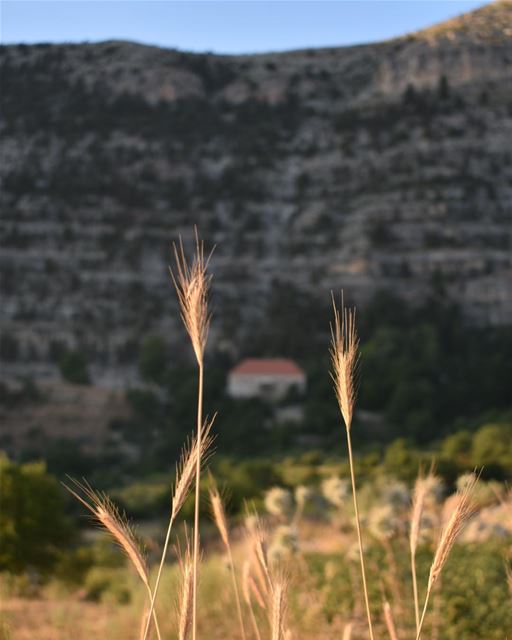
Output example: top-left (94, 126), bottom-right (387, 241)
top-left (416, 591), bottom-right (431, 640)
top-left (227, 544), bottom-right (247, 640)
top-left (192, 362), bottom-right (204, 640)
top-left (141, 516), bottom-right (175, 640)
top-left (346, 428), bottom-right (375, 640)
top-left (411, 551), bottom-right (420, 633)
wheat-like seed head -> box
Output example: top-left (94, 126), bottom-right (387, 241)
top-left (250, 572), bottom-right (267, 610)
top-left (172, 415), bottom-right (216, 520)
top-left (63, 478), bottom-right (149, 588)
top-left (209, 483), bottom-right (229, 549)
top-left (243, 559), bottom-right (266, 609)
top-left (330, 293), bottom-right (360, 430)
top-left (428, 473), bottom-right (479, 590)
top-left (271, 577), bottom-right (288, 640)
top-left (243, 506), bottom-right (273, 628)
top-left (243, 560), bottom-right (264, 640)
top-left (245, 511), bottom-right (272, 598)
top-left (171, 229), bottom-right (212, 365)
top-left (410, 470), bottom-right (436, 557)
top-left (177, 536), bottom-right (194, 640)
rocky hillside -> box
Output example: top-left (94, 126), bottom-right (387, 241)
top-left (1, 1), bottom-right (511, 385)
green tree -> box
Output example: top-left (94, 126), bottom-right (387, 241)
top-left (139, 335), bottom-right (167, 383)
top-left (59, 349), bottom-right (89, 384)
top-left (0, 455), bottom-right (74, 575)
top-left (383, 438), bottom-right (420, 481)
top-left (438, 74), bottom-right (450, 100)
top-left (442, 430), bottom-right (472, 463)
top-left (471, 423), bottom-right (512, 478)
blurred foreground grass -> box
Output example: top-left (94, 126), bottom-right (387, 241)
top-left (1, 535), bottom-right (510, 640)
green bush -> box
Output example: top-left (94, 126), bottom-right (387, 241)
top-left (54, 546), bottom-right (95, 586)
top-left (210, 457), bottom-right (281, 514)
top-left (83, 567), bottom-right (132, 604)
top-left (0, 454), bottom-right (74, 575)
top-left (439, 542), bottom-right (512, 639)
top-left (382, 438), bottom-right (421, 481)
top-left (471, 423), bottom-right (511, 464)
top-left (114, 478), bottom-right (170, 518)
top-left (471, 423), bottom-right (512, 478)
top-left (442, 430), bottom-right (472, 462)
top-left (304, 540), bottom-right (511, 638)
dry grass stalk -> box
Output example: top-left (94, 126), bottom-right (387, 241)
top-left (252, 555), bottom-right (271, 611)
top-left (242, 561), bottom-right (263, 640)
top-left (245, 513), bottom-right (272, 600)
top-left (430, 590), bottom-right (442, 640)
top-left (330, 294), bottom-right (374, 640)
top-left (178, 539), bottom-right (194, 640)
top-left (242, 561), bottom-right (253, 606)
top-left (171, 229), bottom-right (213, 640)
top-left (271, 578), bottom-right (287, 640)
top-left (506, 563), bottom-right (512, 595)
top-left (505, 548), bottom-right (512, 596)
top-left (381, 538), bottom-right (403, 620)
top-left (142, 416), bottom-right (215, 640)
top-left (410, 470), bottom-right (433, 633)
top-left (342, 622), bottom-right (353, 640)
top-left (244, 560), bottom-right (267, 610)
top-left (63, 479), bottom-right (161, 640)
top-left (383, 601), bottom-right (399, 640)
top-left (209, 482), bottom-right (247, 640)
top-left (244, 510), bottom-right (279, 638)
top-left (139, 605), bottom-right (150, 640)
top-left (416, 474), bottom-right (479, 640)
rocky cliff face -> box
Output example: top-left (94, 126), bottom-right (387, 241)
top-left (1, 1), bottom-right (511, 384)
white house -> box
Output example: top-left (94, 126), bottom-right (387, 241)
top-left (227, 358), bottom-right (306, 400)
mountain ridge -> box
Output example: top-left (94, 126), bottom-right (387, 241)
top-left (0, 1), bottom-right (511, 386)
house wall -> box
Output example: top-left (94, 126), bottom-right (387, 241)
top-left (227, 373), bottom-right (306, 399)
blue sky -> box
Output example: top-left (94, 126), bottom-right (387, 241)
top-left (1, 1), bottom-right (492, 53)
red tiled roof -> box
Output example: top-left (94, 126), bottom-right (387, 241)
top-left (230, 358), bottom-right (304, 377)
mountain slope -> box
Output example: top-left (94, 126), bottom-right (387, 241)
top-left (1, 1), bottom-right (511, 384)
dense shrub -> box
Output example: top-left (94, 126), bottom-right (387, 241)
top-left (0, 455), bottom-right (74, 575)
